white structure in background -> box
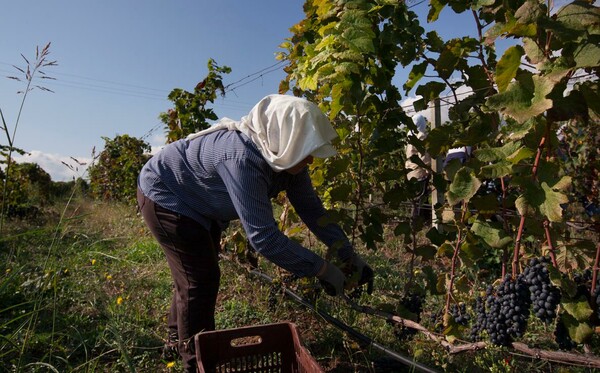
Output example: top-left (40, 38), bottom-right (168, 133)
top-left (405, 114), bottom-right (431, 181)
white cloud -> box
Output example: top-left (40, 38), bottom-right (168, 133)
top-left (12, 151), bottom-right (92, 182)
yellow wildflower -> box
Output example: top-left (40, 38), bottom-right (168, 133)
top-left (116, 296), bottom-right (123, 305)
top-left (166, 361), bottom-right (176, 368)
top-left (106, 274), bottom-right (113, 281)
top-left (91, 259), bottom-right (97, 265)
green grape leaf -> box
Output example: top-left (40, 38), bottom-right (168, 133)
top-left (415, 81), bottom-right (447, 105)
top-left (538, 185), bottom-right (569, 222)
top-left (329, 184), bottom-right (353, 202)
top-left (404, 60), bottom-right (428, 93)
top-left (341, 24), bottom-right (375, 53)
top-left (428, 0), bottom-right (447, 22)
top-left (425, 31), bottom-right (445, 52)
top-left (471, 194), bottom-right (499, 215)
top-left (506, 146), bottom-right (535, 164)
top-left (573, 42), bottom-right (600, 69)
top-left (562, 295), bottom-right (592, 320)
top-left (311, 169), bottom-right (325, 187)
top-left (376, 168), bottom-right (404, 182)
top-left (426, 226), bottom-right (447, 246)
top-left (326, 157), bottom-right (351, 179)
top-left (561, 313), bottom-right (593, 344)
top-left (507, 119), bottom-right (536, 141)
top-left (415, 245), bottom-right (437, 261)
top-left (479, 161), bottom-right (513, 179)
top-left (446, 167), bottom-right (482, 206)
top-left (460, 239), bottom-right (484, 262)
top-left (548, 265), bottom-right (577, 298)
top-left (471, 220), bottom-right (512, 249)
top-left (522, 37), bottom-right (545, 65)
top-left (423, 265), bottom-right (444, 295)
top-left (516, 180), bottom-right (569, 222)
top-left (555, 238), bottom-right (597, 273)
top-left (299, 74), bottom-right (318, 91)
top-left (486, 73), bottom-right (555, 123)
top-left (435, 38), bottom-right (477, 80)
top-left (437, 242), bottom-right (454, 258)
top-left (454, 275), bottom-right (470, 294)
top-left (496, 45), bottom-right (524, 93)
top-left (514, 0), bottom-right (542, 25)
top-left (425, 125), bottom-right (455, 157)
top-left (394, 221), bottom-right (411, 237)
top-left (555, 2), bottom-right (600, 33)
top-left (464, 65), bottom-right (491, 92)
top-left (579, 81), bottom-right (600, 118)
top-left (475, 141), bottom-right (522, 162)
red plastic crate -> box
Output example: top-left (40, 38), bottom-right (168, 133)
top-left (195, 322), bottom-right (324, 373)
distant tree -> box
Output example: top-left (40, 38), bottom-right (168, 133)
top-left (49, 178), bottom-right (89, 201)
top-left (159, 58), bottom-right (231, 143)
top-left (88, 134), bottom-right (150, 204)
top-left (0, 161), bottom-right (52, 218)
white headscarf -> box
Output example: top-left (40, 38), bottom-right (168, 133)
top-left (187, 94), bottom-right (338, 171)
top-left (412, 114), bottom-right (427, 134)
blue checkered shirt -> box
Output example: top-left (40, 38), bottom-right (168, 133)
top-left (138, 129), bottom-right (352, 277)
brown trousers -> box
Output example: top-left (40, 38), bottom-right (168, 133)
top-left (137, 188), bottom-right (221, 372)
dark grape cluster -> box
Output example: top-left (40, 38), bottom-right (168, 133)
top-left (429, 308), bottom-right (444, 333)
top-left (572, 269), bottom-right (600, 323)
top-left (469, 296), bottom-right (486, 342)
top-left (522, 257), bottom-right (561, 324)
top-left (402, 292), bottom-right (424, 320)
top-left (391, 292), bottom-right (423, 340)
top-left (573, 269), bottom-right (592, 285)
top-left (482, 275), bottom-right (531, 346)
top-left (449, 303), bottom-right (470, 326)
top-left (554, 315), bottom-right (577, 350)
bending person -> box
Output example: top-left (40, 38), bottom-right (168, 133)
top-left (136, 94), bottom-right (373, 371)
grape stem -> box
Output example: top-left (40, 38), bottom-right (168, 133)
top-left (543, 220), bottom-right (558, 268)
top-left (513, 134), bottom-right (547, 277)
top-left (445, 205), bottom-right (467, 316)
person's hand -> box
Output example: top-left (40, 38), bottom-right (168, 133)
top-left (342, 254), bottom-right (374, 294)
top-left (316, 261), bottom-right (346, 296)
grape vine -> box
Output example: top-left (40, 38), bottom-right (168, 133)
top-left (279, 0), bottom-right (599, 366)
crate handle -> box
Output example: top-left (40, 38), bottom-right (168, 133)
top-left (230, 335), bottom-right (263, 348)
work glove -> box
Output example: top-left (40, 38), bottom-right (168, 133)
top-left (342, 254), bottom-right (374, 295)
top-left (316, 261), bottom-right (346, 296)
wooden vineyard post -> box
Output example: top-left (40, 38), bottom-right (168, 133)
top-left (430, 98), bottom-right (444, 231)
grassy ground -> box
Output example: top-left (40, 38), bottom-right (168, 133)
top-left (1, 197), bottom-right (598, 372)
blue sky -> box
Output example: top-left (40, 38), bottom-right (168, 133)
top-left (0, 0), bottom-right (571, 181)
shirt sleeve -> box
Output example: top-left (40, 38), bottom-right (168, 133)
top-left (286, 169), bottom-right (354, 261)
top-left (216, 158), bottom-right (325, 277)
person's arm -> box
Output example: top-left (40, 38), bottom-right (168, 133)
top-left (286, 169), bottom-right (354, 262)
top-left (216, 158), bottom-right (325, 278)
top-left (287, 169), bottom-right (375, 294)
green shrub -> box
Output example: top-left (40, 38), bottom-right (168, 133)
top-left (88, 134), bottom-right (150, 204)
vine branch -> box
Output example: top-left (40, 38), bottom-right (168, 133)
top-left (344, 297), bottom-right (600, 368)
